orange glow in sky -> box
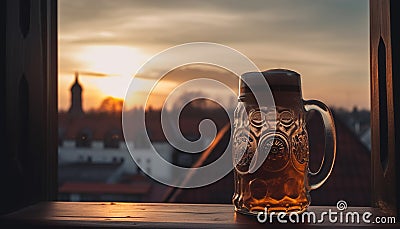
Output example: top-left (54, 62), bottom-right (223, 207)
top-left (76, 45), bottom-right (147, 78)
top-left (58, 0), bottom-right (370, 112)
top-left (58, 45), bottom-right (152, 110)
top-left (75, 45), bottom-right (149, 100)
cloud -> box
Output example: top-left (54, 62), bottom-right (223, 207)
top-left (59, 0), bottom-right (368, 47)
top-left (147, 64), bottom-right (240, 90)
top-left (78, 71), bottom-right (115, 77)
top-left (59, 0), bottom-right (370, 109)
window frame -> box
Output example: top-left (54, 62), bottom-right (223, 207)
top-left (1, 0), bottom-right (399, 218)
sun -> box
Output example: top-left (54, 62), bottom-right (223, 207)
top-left (76, 45), bottom-right (149, 99)
top-left (77, 45), bottom-right (147, 76)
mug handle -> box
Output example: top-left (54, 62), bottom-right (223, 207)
top-left (304, 100), bottom-right (337, 190)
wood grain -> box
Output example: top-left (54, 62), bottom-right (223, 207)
top-left (370, 0), bottom-right (397, 216)
top-left (0, 202), bottom-right (397, 228)
top-left (1, 0), bottom-right (58, 214)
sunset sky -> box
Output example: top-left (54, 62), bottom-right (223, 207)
top-left (58, 0), bottom-right (370, 111)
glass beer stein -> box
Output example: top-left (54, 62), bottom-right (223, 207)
top-left (232, 69), bottom-right (336, 215)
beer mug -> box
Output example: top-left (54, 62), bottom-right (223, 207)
top-left (232, 69), bottom-right (336, 215)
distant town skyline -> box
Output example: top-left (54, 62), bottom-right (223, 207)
top-left (58, 0), bottom-right (370, 111)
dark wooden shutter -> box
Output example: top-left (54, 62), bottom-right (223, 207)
top-left (0, 0), bottom-right (57, 214)
top-left (370, 0), bottom-right (399, 217)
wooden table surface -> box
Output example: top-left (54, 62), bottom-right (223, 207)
top-left (0, 202), bottom-right (397, 228)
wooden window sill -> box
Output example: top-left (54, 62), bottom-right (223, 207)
top-left (0, 202), bottom-right (396, 228)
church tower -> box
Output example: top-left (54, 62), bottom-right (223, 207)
top-left (68, 72), bottom-right (84, 116)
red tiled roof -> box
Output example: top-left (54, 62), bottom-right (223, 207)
top-left (59, 182), bottom-right (151, 195)
top-left (59, 109), bottom-right (371, 205)
top-left (58, 112), bottom-right (122, 141)
top-left (166, 112), bottom-right (371, 206)
top-left (59, 108), bottom-right (229, 142)
top-left (309, 112), bottom-right (371, 206)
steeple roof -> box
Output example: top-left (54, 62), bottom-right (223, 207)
top-left (71, 72), bottom-right (82, 91)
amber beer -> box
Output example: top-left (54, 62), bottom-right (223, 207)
top-left (232, 69), bottom-right (336, 215)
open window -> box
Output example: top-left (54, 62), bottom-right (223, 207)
top-left (0, 0), bottom-right (398, 221)
top-left (56, 0), bottom-right (373, 207)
